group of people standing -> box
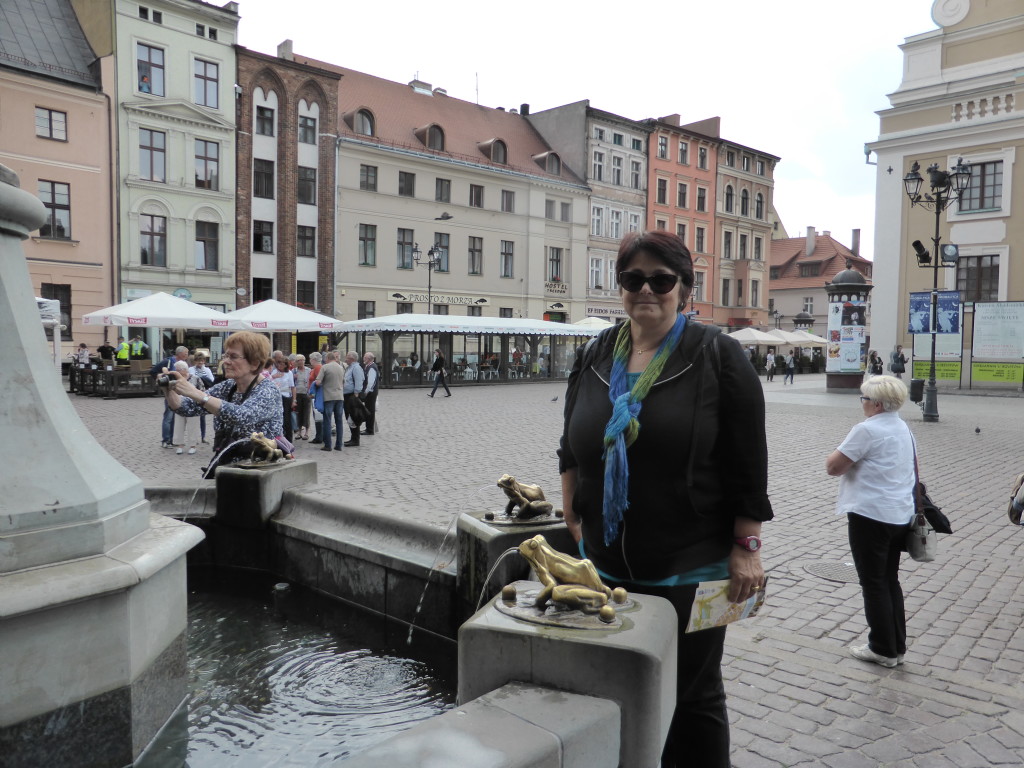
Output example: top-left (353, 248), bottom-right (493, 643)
top-left (159, 335), bottom-right (381, 470)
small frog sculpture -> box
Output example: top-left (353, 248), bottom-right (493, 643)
top-left (497, 474), bottom-right (554, 519)
top-left (249, 432), bottom-right (283, 463)
top-left (517, 534), bottom-right (614, 613)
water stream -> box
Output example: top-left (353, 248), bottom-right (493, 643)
top-left (139, 569), bottom-right (456, 767)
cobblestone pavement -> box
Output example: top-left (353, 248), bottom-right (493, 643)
top-left (70, 375), bottom-right (1024, 766)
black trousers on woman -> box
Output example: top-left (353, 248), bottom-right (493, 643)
top-left (622, 581), bottom-right (730, 768)
top-left (847, 512), bottom-right (908, 659)
top-left (280, 395), bottom-right (293, 443)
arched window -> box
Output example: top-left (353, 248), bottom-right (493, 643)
top-left (354, 109), bottom-right (375, 136)
top-left (427, 125), bottom-right (444, 150)
top-left (492, 140), bottom-right (507, 164)
top-left (547, 153), bottom-right (560, 175)
top-left (740, 189), bottom-right (750, 216)
top-left (724, 185), bottom-right (734, 213)
top-left (755, 193), bottom-right (764, 220)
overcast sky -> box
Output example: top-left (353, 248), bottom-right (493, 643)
top-left (235, 0), bottom-right (941, 260)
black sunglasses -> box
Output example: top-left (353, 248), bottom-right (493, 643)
top-left (618, 271), bottom-right (680, 294)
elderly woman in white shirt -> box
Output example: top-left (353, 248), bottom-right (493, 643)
top-left (826, 375), bottom-right (916, 669)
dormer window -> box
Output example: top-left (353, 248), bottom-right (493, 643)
top-left (354, 109), bottom-right (375, 136)
top-left (427, 125), bottom-right (445, 150)
top-left (533, 151), bottom-right (561, 175)
top-left (492, 140), bottom-right (507, 165)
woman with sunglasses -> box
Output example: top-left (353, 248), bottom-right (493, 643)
top-left (826, 376), bottom-right (916, 669)
top-left (559, 230), bottom-right (772, 767)
top-left (163, 331), bottom-right (283, 472)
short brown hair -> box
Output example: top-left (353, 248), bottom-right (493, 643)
top-left (225, 331), bottom-right (271, 368)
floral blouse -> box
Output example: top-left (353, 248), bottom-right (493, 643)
top-left (174, 376), bottom-right (283, 442)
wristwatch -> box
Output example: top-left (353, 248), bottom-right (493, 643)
top-left (201, 394), bottom-right (211, 406)
top-left (734, 536), bottom-right (762, 552)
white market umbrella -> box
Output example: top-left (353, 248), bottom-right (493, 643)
top-left (573, 316), bottom-right (615, 330)
top-left (81, 291), bottom-right (232, 329)
top-left (225, 300), bottom-right (344, 332)
top-left (790, 329), bottom-right (829, 346)
top-left (726, 327), bottom-right (780, 345)
top-left (765, 328), bottom-right (808, 345)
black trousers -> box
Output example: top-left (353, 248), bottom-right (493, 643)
top-left (847, 512), bottom-right (908, 658)
top-left (622, 581), bottom-right (730, 768)
top-left (280, 396), bottom-right (293, 443)
top-left (362, 390), bottom-right (378, 433)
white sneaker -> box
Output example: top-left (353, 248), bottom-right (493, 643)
top-left (849, 644), bottom-right (897, 668)
top-left (176, 447), bottom-right (183, 455)
top-left (187, 447), bottom-right (196, 455)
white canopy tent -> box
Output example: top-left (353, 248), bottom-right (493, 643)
top-left (337, 313), bottom-right (595, 337)
top-left (790, 329), bottom-right (829, 346)
top-left (81, 292), bottom-right (231, 330)
top-left (573, 316), bottom-right (615, 331)
top-left (726, 327), bottom-right (781, 345)
top-left (224, 299), bottom-right (345, 332)
top-left (766, 328), bottom-right (810, 345)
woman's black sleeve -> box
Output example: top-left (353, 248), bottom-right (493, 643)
top-left (716, 335), bottom-right (774, 522)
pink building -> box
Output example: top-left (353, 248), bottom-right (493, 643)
top-left (0, 0), bottom-right (114, 356)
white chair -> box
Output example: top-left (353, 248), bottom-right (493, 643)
top-left (464, 367), bottom-right (478, 381)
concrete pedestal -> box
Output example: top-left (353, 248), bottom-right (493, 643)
top-left (826, 372), bottom-right (865, 393)
top-left (456, 512), bottom-right (576, 618)
top-left (459, 587), bottom-right (678, 768)
top-left (0, 164), bottom-right (204, 765)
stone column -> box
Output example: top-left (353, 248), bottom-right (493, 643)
top-left (0, 165), bottom-right (204, 765)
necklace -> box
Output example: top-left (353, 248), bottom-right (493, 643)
top-left (633, 347), bottom-right (647, 354)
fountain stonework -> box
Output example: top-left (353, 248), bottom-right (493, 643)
top-left (0, 165), bottom-right (204, 766)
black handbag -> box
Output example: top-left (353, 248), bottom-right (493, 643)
top-left (917, 481), bottom-right (952, 534)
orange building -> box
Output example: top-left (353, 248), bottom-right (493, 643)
top-left (645, 115), bottom-right (719, 322)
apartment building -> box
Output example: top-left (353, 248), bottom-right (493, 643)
top-left (0, 0), bottom-right (114, 355)
top-left (235, 42), bottom-right (339, 350)
top-left (288, 53), bottom-right (591, 324)
top-left (645, 114), bottom-right (719, 321)
top-left (73, 0), bottom-right (239, 353)
top-left (714, 134), bottom-right (778, 329)
top-left (527, 101), bottom-right (648, 321)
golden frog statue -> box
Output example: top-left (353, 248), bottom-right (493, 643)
top-left (497, 474), bottom-right (554, 519)
top-left (518, 535), bottom-right (613, 613)
top-left (249, 432), bottom-right (283, 463)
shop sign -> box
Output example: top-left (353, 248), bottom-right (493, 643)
top-left (545, 281), bottom-right (568, 295)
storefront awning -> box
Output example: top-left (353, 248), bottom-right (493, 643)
top-left (337, 313), bottom-right (596, 337)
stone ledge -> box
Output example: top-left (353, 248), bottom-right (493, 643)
top-left (0, 513), bottom-right (203, 620)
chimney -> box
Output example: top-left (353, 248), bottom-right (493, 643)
top-left (277, 39), bottom-right (294, 60)
top-left (433, 87), bottom-right (447, 96)
top-left (823, 230), bottom-right (831, 238)
top-left (851, 228), bottom-right (861, 256)
top-left (520, 103), bottom-right (530, 116)
top-left (806, 227), bottom-right (816, 256)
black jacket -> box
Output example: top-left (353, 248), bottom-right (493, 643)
top-left (431, 354), bottom-right (446, 373)
top-left (559, 322), bottom-right (773, 581)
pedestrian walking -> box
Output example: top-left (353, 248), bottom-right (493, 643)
top-left (765, 349), bottom-right (776, 382)
top-left (889, 345), bottom-right (907, 379)
top-left (783, 349), bottom-right (796, 385)
top-left (428, 348), bottom-right (451, 397)
top-left (826, 376), bottom-right (916, 669)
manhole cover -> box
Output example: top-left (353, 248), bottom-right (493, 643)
top-left (804, 562), bottom-right (860, 583)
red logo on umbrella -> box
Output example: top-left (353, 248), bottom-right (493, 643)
top-left (251, 321), bottom-right (268, 328)
top-left (212, 319), bottom-right (228, 327)
top-left (128, 317), bottom-right (147, 324)
top-left (319, 322), bottom-right (333, 328)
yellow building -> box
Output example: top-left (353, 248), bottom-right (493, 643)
top-left (868, 1), bottom-right (1024, 387)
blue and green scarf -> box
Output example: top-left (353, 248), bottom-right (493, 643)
top-left (602, 313), bottom-right (687, 545)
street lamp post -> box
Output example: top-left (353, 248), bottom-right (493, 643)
top-left (902, 157), bottom-right (971, 423)
top-left (412, 242), bottom-right (445, 313)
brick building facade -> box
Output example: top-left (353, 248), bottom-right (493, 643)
top-left (235, 44), bottom-right (339, 341)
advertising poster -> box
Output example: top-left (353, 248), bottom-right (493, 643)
top-left (971, 362), bottom-right (1024, 383)
top-left (973, 302), bottom-right (1024, 359)
top-left (936, 291), bottom-right (961, 334)
top-left (912, 331), bottom-right (962, 361)
top-left (908, 292), bottom-right (930, 333)
top-left (912, 360), bottom-right (961, 381)
top-left (828, 300), bottom-right (866, 372)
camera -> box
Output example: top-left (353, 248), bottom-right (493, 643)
top-left (156, 374), bottom-right (171, 387)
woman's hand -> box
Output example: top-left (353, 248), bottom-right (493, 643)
top-left (167, 370), bottom-right (204, 402)
top-left (727, 548), bottom-right (764, 603)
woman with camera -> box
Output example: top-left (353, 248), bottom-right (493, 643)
top-left (163, 332), bottom-right (282, 471)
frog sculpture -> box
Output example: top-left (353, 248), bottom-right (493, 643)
top-left (248, 432), bottom-right (283, 463)
top-left (497, 474), bottom-right (554, 519)
top-left (517, 534), bottom-right (615, 613)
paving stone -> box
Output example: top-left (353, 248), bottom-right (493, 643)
top-left (67, 377), bottom-right (1024, 766)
